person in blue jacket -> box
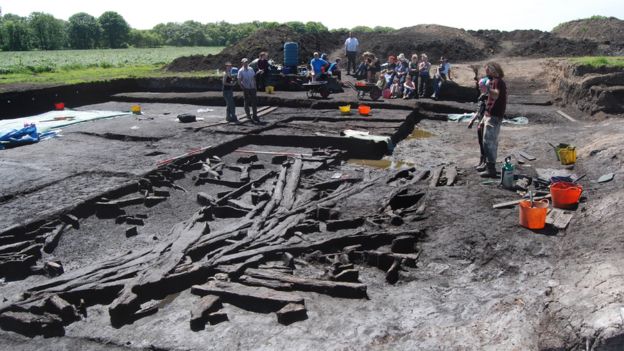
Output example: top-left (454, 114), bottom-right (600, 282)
top-left (310, 52), bottom-right (329, 81)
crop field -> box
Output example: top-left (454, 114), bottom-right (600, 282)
top-left (0, 46), bottom-right (223, 88)
top-left (0, 47), bottom-right (223, 74)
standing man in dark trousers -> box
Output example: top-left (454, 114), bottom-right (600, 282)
top-left (344, 32), bottom-right (359, 76)
top-left (222, 62), bottom-right (238, 123)
top-left (479, 62), bottom-right (507, 178)
top-left (237, 58), bottom-right (259, 123)
top-left (256, 51), bottom-right (269, 91)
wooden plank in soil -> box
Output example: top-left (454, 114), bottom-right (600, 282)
top-left (190, 295), bottom-right (222, 331)
top-left (518, 151), bottom-right (536, 161)
top-left (191, 281), bottom-right (303, 311)
top-left (546, 209), bottom-right (573, 230)
top-left (445, 166), bottom-right (458, 186)
top-left (429, 167), bottom-right (443, 187)
top-left (279, 157), bottom-right (303, 211)
top-left (245, 268), bottom-right (367, 299)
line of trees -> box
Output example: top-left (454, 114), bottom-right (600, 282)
top-left (0, 11), bottom-right (394, 51)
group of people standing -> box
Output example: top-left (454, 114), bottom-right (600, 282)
top-left (221, 52), bottom-right (271, 124)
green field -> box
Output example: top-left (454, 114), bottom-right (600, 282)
top-left (572, 56), bottom-right (624, 68)
top-left (0, 46), bottom-right (223, 88)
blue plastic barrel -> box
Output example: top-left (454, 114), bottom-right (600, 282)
top-left (284, 42), bottom-right (299, 67)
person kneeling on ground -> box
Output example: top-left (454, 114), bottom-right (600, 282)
top-left (237, 58), bottom-right (260, 124)
top-left (365, 53), bottom-right (381, 83)
top-left (355, 57), bottom-right (368, 79)
top-left (328, 58), bottom-right (342, 81)
top-left (376, 73), bottom-right (387, 90)
top-left (222, 62), bottom-right (239, 124)
top-left (479, 61), bottom-right (507, 178)
top-left (310, 52), bottom-right (329, 81)
top-left (389, 77), bottom-right (401, 99)
top-left (403, 75), bottom-right (416, 99)
top-left (431, 56), bottom-right (452, 100)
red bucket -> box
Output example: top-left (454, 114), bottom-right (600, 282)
top-left (54, 102), bottom-right (65, 110)
top-left (358, 105), bottom-right (371, 116)
top-left (519, 199), bottom-right (549, 230)
top-left (550, 181), bottom-right (582, 209)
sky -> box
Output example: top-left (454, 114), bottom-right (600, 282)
top-left (0, 0), bottom-right (622, 32)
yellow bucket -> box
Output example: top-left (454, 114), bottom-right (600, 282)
top-left (265, 85), bottom-right (275, 94)
top-left (558, 146), bottom-right (576, 165)
top-left (339, 105), bottom-right (351, 114)
top-left (131, 105), bottom-right (141, 114)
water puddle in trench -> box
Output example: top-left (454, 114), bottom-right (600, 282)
top-left (407, 129), bottom-right (434, 139)
top-left (347, 159), bottom-right (414, 169)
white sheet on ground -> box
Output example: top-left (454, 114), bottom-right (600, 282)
top-left (447, 113), bottom-right (529, 125)
top-left (341, 129), bottom-right (392, 144)
top-left (0, 109), bottom-right (132, 135)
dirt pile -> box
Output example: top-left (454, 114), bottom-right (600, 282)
top-left (508, 33), bottom-right (599, 57)
top-left (468, 29), bottom-right (547, 55)
top-left (552, 17), bottom-right (624, 44)
top-left (357, 25), bottom-right (487, 62)
top-left (166, 26), bottom-right (344, 71)
top-left (165, 20), bottom-right (624, 72)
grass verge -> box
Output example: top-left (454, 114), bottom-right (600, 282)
top-left (0, 65), bottom-right (218, 92)
top-left (572, 56), bottom-right (624, 68)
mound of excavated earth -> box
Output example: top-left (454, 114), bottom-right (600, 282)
top-left (166, 26), bottom-right (345, 71)
top-left (167, 19), bottom-right (624, 71)
top-left (552, 17), bottom-right (624, 45)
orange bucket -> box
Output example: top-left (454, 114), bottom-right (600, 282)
top-left (519, 199), bottom-right (549, 229)
top-left (54, 102), bottom-right (65, 110)
top-left (358, 105), bottom-right (371, 116)
top-left (550, 181), bottom-right (582, 209)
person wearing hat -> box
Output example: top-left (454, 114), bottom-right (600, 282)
top-left (237, 58), bottom-right (259, 123)
top-left (222, 62), bottom-right (239, 123)
top-left (431, 56), bottom-right (452, 100)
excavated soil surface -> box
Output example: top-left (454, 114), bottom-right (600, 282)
top-left (1, 73), bottom-right (624, 351)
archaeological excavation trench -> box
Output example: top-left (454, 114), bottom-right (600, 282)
top-left (0, 98), bottom-right (436, 337)
top-left (1, 84), bottom-right (623, 351)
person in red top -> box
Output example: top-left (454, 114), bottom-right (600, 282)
top-left (479, 61), bottom-right (507, 178)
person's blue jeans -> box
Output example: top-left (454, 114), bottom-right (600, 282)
top-left (483, 115), bottom-right (502, 163)
top-left (223, 89), bottom-right (237, 121)
top-left (433, 74), bottom-right (447, 97)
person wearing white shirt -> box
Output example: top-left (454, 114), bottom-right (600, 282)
top-left (344, 32), bottom-right (359, 76)
top-left (237, 58), bottom-right (259, 123)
